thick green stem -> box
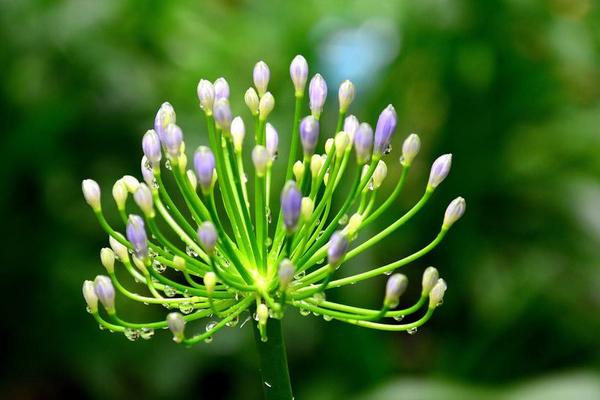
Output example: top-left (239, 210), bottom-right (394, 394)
top-left (252, 318), bottom-right (293, 400)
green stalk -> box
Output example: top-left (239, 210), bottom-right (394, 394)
top-left (252, 318), bottom-right (293, 400)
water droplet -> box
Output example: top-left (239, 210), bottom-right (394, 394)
top-left (243, 174), bottom-right (248, 183)
top-left (323, 314), bottom-right (333, 321)
top-left (152, 260), bottom-right (166, 273)
top-left (253, 312), bottom-right (259, 321)
top-left (179, 302), bottom-right (194, 314)
top-left (163, 286), bottom-right (176, 297)
top-left (264, 381), bottom-right (272, 388)
top-left (261, 336), bottom-right (268, 342)
top-left (140, 327), bottom-right (155, 339)
top-left (299, 309), bottom-right (310, 317)
top-left (384, 144), bottom-right (392, 154)
top-left (226, 315), bottom-right (240, 327)
top-left (204, 336), bottom-right (213, 343)
top-left (98, 324), bottom-right (105, 330)
top-left (294, 270), bottom-right (306, 279)
top-left (144, 159), bottom-right (152, 171)
top-left (183, 289), bottom-right (191, 298)
top-left (316, 231), bottom-right (324, 239)
top-left (312, 292), bottom-right (326, 303)
top-left (407, 327), bottom-right (418, 335)
top-left (124, 328), bottom-right (140, 341)
top-left (165, 159), bottom-right (172, 170)
top-left (206, 321), bottom-right (218, 332)
top-left (266, 237), bottom-right (272, 248)
top-left (148, 248), bottom-right (158, 258)
top-left (266, 207), bottom-right (272, 224)
top-left (312, 311), bottom-right (319, 316)
top-left (316, 258), bottom-right (325, 264)
top-left (85, 306), bottom-right (92, 314)
top-left (384, 271), bottom-right (392, 276)
top-left (399, 155), bottom-right (405, 164)
top-left (338, 214), bottom-right (349, 225)
top-left (368, 180), bottom-right (374, 191)
top-left (393, 315), bottom-right (404, 322)
top-left (185, 246), bottom-right (198, 257)
top-left (152, 179), bottom-right (159, 189)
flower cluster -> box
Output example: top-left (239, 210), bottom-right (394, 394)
top-left (81, 55), bottom-right (465, 344)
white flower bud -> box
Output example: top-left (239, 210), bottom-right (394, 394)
top-left (335, 131), bottom-right (350, 158)
top-left (293, 161), bottom-right (305, 182)
top-left (323, 172), bottom-right (329, 186)
top-left (167, 312), bottom-right (186, 343)
top-left (231, 116), bottom-right (245, 153)
top-left (422, 267), bottom-right (439, 295)
top-left (82, 179), bottom-right (101, 211)
top-left (121, 175), bottom-right (140, 193)
top-left (132, 255), bottom-right (147, 273)
top-left (384, 273), bottom-right (408, 308)
top-left (429, 278), bottom-right (447, 308)
top-left (443, 197), bottom-right (466, 229)
top-left (245, 87), bottom-right (259, 116)
top-left (372, 160), bottom-right (388, 189)
top-left (325, 138), bottom-right (334, 155)
top-left (173, 255), bottom-right (186, 271)
top-left (338, 80), bottom-right (355, 113)
top-left (133, 183), bottom-right (154, 217)
top-left (100, 248), bottom-right (115, 274)
top-left (301, 197), bottom-right (314, 221)
top-left (204, 271), bottom-right (217, 295)
top-left (257, 303), bottom-right (269, 325)
top-left (253, 61), bottom-right (270, 96)
top-left (310, 154), bottom-right (324, 178)
top-left (346, 213), bottom-right (362, 236)
top-left (259, 92), bottom-right (275, 120)
top-left (187, 169), bottom-right (197, 191)
top-left (197, 79), bottom-right (215, 113)
top-left (82, 280), bottom-right (98, 313)
top-left (401, 133), bottom-right (421, 167)
top-left (109, 236), bottom-right (128, 263)
top-left (112, 179), bottom-right (128, 210)
top-left (252, 145), bottom-right (269, 177)
top-left (428, 154), bottom-right (452, 190)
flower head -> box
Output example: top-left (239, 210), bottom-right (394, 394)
top-left (373, 105), bottom-right (397, 156)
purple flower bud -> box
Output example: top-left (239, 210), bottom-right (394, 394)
top-left (300, 116), bottom-right (320, 157)
top-left (384, 273), bottom-right (408, 308)
top-left (428, 154), bottom-right (452, 189)
top-left (193, 146), bottom-right (215, 194)
top-left (82, 179), bottom-right (101, 211)
top-left (338, 80), bottom-right (355, 112)
top-left (354, 123), bottom-right (373, 164)
top-left (167, 312), bottom-right (186, 343)
top-left (344, 115), bottom-right (359, 143)
top-left (373, 105), bottom-right (397, 156)
top-left (94, 275), bottom-right (115, 313)
top-left (134, 183), bottom-right (154, 217)
top-left (278, 259), bottom-right (296, 289)
top-left (197, 79), bottom-right (215, 112)
top-left (281, 181), bottom-right (302, 233)
top-left (142, 129), bottom-right (162, 166)
top-left (253, 61), bottom-right (270, 96)
top-left (309, 74), bottom-right (327, 118)
top-left (214, 77), bottom-right (229, 100)
top-left (126, 214), bottom-right (148, 259)
top-left (197, 221), bottom-right (218, 255)
top-left (443, 196), bottom-right (466, 229)
top-left (154, 102), bottom-right (176, 138)
top-left (290, 55), bottom-right (309, 95)
top-left (213, 98), bottom-right (233, 131)
top-left (162, 123), bottom-right (183, 158)
top-left (327, 231), bottom-right (349, 267)
top-left (141, 156), bottom-right (154, 186)
top-left (82, 280), bottom-right (98, 313)
top-left (266, 123), bottom-right (278, 159)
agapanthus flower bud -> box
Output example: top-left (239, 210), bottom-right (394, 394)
top-left (373, 105), bottom-right (397, 156)
top-left (154, 102), bottom-right (176, 137)
top-left (443, 197), bottom-right (466, 229)
top-left (325, 138), bottom-right (334, 155)
top-left (134, 183), bottom-right (154, 217)
top-left (245, 87), bottom-right (259, 116)
top-left (323, 172), bottom-right (330, 186)
top-left (142, 129), bottom-right (162, 166)
top-left (290, 55), bottom-right (308, 95)
top-left (278, 259), bottom-right (295, 289)
top-left (197, 221), bottom-right (218, 255)
top-left (204, 271), bottom-right (217, 294)
top-left (266, 123), bottom-right (278, 159)
top-left (94, 275), bottom-right (115, 313)
top-left (213, 77), bottom-right (230, 100)
top-left (82, 179), bottom-right (101, 211)
top-left (187, 169), bottom-right (197, 191)
top-left (82, 280), bottom-right (98, 313)
top-left (197, 79), bottom-right (215, 113)
top-left (121, 175), bottom-right (140, 193)
top-left (422, 267), bottom-right (439, 295)
top-left (253, 61), bottom-right (270, 96)
top-left (281, 181), bottom-right (302, 233)
top-left (231, 117), bottom-right (245, 153)
top-left (327, 231), bottom-right (349, 268)
top-left (301, 197), bottom-right (314, 221)
top-left (310, 154), bottom-right (324, 177)
top-left (354, 122), bottom-right (373, 164)
top-left (344, 115), bottom-right (359, 143)
top-left (126, 214), bottom-right (148, 259)
top-left (372, 160), bottom-right (388, 189)
top-left (293, 161), bottom-right (305, 182)
top-left (109, 235), bottom-right (128, 262)
top-left (213, 98), bottom-right (233, 131)
top-left (346, 213), bottom-right (362, 237)
top-left (257, 303), bottom-right (269, 325)
top-left (173, 255), bottom-right (186, 271)
top-left (428, 154), bottom-right (452, 190)
top-left (194, 146), bottom-right (215, 194)
top-left (162, 123), bottom-right (183, 158)
top-left (338, 80), bottom-right (355, 113)
top-left (167, 312), bottom-right (186, 343)
top-left (141, 156), bottom-right (154, 186)
top-left (112, 179), bottom-right (128, 210)
top-left (300, 116), bottom-right (319, 157)
top-left (309, 74), bottom-right (327, 118)
top-left (252, 145), bottom-right (269, 177)
top-left (335, 131), bottom-right (350, 158)
top-left (100, 248), bottom-right (115, 274)
top-left (401, 133), bottom-right (421, 167)
top-left (429, 278), bottom-right (447, 308)
top-left (384, 273), bottom-right (408, 308)
top-left (259, 92), bottom-right (275, 121)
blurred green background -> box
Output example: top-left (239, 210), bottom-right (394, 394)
top-left (2, 0), bottom-right (600, 399)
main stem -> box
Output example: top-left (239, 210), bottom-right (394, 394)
top-left (252, 318), bottom-right (293, 400)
